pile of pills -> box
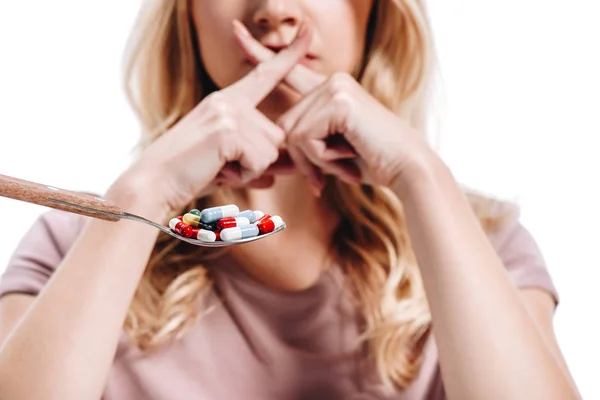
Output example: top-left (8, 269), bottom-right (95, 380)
top-left (168, 204), bottom-right (284, 242)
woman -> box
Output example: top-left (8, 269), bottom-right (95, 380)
top-left (0, 0), bottom-right (579, 399)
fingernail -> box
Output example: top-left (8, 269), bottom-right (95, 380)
top-left (232, 20), bottom-right (249, 38)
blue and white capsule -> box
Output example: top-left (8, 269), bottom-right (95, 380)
top-left (236, 209), bottom-right (264, 223)
top-left (196, 229), bottom-right (217, 242)
top-left (200, 204), bottom-right (239, 223)
top-left (220, 224), bottom-right (260, 242)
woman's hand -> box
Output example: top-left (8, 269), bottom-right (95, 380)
top-left (233, 21), bottom-right (434, 195)
top-left (113, 23), bottom-right (311, 214)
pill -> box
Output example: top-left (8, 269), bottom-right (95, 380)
top-left (200, 204), bottom-right (240, 223)
top-left (254, 213), bottom-right (270, 223)
top-left (169, 218), bottom-right (194, 238)
top-left (190, 209), bottom-right (201, 216)
top-left (198, 221), bottom-right (218, 231)
top-left (271, 216), bottom-right (283, 228)
top-left (192, 228), bottom-right (217, 242)
top-left (237, 210), bottom-right (259, 223)
top-left (254, 214), bottom-right (271, 227)
top-left (217, 217), bottom-right (250, 230)
top-left (253, 210), bottom-right (265, 220)
top-left (177, 216), bottom-right (183, 221)
top-left (220, 224), bottom-right (259, 241)
top-left (255, 215), bottom-right (283, 235)
top-left (177, 224), bottom-right (193, 238)
top-left (169, 218), bottom-right (180, 230)
top-left (183, 213), bottom-right (200, 227)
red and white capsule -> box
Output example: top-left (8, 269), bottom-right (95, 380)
top-left (192, 228), bottom-right (217, 242)
top-left (169, 217), bottom-right (193, 238)
top-left (216, 216), bottom-right (250, 231)
top-left (254, 214), bottom-right (284, 235)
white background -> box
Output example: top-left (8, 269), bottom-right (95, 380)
top-left (0, 1), bottom-right (598, 397)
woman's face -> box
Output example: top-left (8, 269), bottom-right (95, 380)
top-left (190, 0), bottom-right (374, 92)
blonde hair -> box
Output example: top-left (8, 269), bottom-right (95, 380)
top-left (122, 0), bottom-right (503, 392)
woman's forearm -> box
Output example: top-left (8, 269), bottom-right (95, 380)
top-left (393, 155), bottom-right (577, 400)
top-left (0, 187), bottom-right (167, 400)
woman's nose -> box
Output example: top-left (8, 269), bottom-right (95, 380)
top-left (252, 0), bottom-right (302, 30)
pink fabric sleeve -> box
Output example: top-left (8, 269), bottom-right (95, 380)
top-left (0, 209), bottom-right (86, 298)
top-left (488, 202), bottom-right (559, 305)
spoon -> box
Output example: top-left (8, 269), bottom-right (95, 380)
top-left (0, 174), bottom-right (285, 247)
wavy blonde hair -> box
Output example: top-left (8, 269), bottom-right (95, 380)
top-left (122, 0), bottom-right (505, 392)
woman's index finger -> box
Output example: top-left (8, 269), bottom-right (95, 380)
top-left (225, 22), bottom-right (311, 106)
top-left (232, 20), bottom-right (326, 96)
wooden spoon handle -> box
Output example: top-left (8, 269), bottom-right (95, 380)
top-left (0, 174), bottom-right (122, 222)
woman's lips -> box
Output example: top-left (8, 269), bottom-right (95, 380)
top-left (298, 54), bottom-right (317, 67)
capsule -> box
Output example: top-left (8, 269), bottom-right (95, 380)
top-left (200, 204), bottom-right (240, 223)
top-left (236, 210), bottom-right (258, 223)
top-left (220, 224), bottom-right (259, 242)
top-left (253, 210), bottom-right (265, 220)
top-left (169, 218), bottom-right (194, 238)
top-left (198, 220), bottom-right (218, 231)
top-left (255, 215), bottom-right (284, 235)
top-left (189, 209), bottom-right (201, 216)
top-left (254, 213), bottom-right (270, 223)
top-left (254, 214), bottom-right (271, 227)
top-left (217, 217), bottom-right (250, 230)
top-left (183, 213), bottom-right (200, 227)
top-left (192, 228), bottom-right (217, 242)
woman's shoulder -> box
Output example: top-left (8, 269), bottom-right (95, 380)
top-left (464, 189), bottom-right (519, 232)
top-left (464, 189), bottom-right (536, 253)
top-left (464, 188), bottom-right (559, 303)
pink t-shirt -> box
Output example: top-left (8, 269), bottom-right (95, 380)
top-left (0, 206), bottom-right (558, 399)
